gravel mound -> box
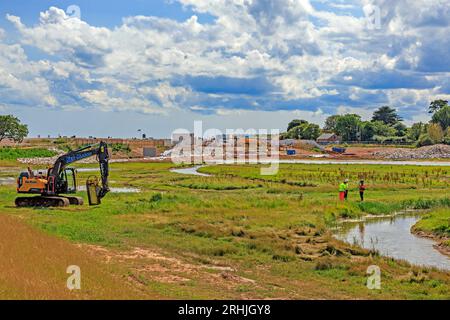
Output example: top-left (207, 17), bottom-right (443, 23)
top-left (373, 144), bottom-right (450, 160)
top-left (18, 156), bottom-right (132, 165)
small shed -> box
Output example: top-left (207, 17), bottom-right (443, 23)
top-left (143, 147), bottom-right (157, 158)
top-left (317, 133), bottom-right (341, 144)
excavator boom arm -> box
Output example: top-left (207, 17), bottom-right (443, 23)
top-left (47, 142), bottom-right (110, 200)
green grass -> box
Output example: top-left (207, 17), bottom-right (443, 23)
top-left (0, 162), bottom-right (449, 299)
top-left (413, 209), bottom-right (450, 237)
top-left (199, 164), bottom-right (450, 189)
top-left (0, 147), bottom-right (57, 160)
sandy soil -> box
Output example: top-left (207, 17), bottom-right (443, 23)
top-left (280, 146), bottom-right (412, 160)
top-left (0, 214), bottom-right (159, 299)
top-left (80, 244), bottom-right (264, 298)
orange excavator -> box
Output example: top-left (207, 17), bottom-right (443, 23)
top-left (15, 142), bottom-right (110, 207)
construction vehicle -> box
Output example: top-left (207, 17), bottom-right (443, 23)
top-left (15, 142), bottom-right (110, 207)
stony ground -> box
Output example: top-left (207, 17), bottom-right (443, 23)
top-left (373, 144), bottom-right (450, 160)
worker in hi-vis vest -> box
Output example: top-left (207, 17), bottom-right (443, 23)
top-left (359, 180), bottom-right (366, 201)
top-left (339, 179), bottom-right (349, 201)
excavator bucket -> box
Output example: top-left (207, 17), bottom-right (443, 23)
top-left (86, 176), bottom-right (101, 206)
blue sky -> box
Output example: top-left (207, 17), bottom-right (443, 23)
top-left (0, 0), bottom-right (449, 138)
top-left (0, 0), bottom-right (214, 28)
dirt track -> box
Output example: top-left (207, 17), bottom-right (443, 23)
top-left (0, 214), bottom-right (158, 299)
top-left (0, 213), bottom-right (265, 299)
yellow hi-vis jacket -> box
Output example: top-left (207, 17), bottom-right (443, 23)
top-left (339, 183), bottom-right (347, 192)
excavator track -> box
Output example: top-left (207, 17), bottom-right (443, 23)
top-left (64, 196), bottom-right (84, 205)
top-left (15, 196), bottom-right (71, 208)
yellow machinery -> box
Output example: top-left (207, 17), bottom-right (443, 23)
top-left (15, 142), bottom-right (110, 207)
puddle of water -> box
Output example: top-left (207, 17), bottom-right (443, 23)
top-left (0, 177), bottom-right (15, 185)
top-left (76, 168), bottom-right (100, 172)
top-left (170, 166), bottom-right (211, 176)
top-left (334, 214), bottom-right (450, 271)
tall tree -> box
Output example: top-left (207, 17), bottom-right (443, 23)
top-left (300, 123), bottom-right (321, 140)
top-left (429, 99), bottom-right (449, 114)
top-left (287, 119), bottom-right (308, 132)
top-left (431, 105), bottom-right (450, 130)
top-left (408, 122), bottom-right (425, 141)
top-left (393, 122), bottom-right (407, 137)
top-left (284, 121), bottom-right (321, 140)
top-left (372, 106), bottom-right (402, 125)
top-left (371, 121), bottom-right (397, 137)
top-left (334, 114), bottom-right (362, 142)
top-left (427, 123), bottom-right (444, 143)
top-left (360, 121), bottom-right (375, 141)
top-left (0, 115), bottom-right (29, 143)
top-left (323, 115), bottom-right (341, 132)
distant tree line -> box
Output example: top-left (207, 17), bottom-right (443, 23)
top-left (282, 99), bottom-right (450, 146)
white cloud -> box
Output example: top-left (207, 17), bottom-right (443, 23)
top-left (337, 105), bottom-right (374, 120)
top-left (79, 89), bottom-right (167, 114)
top-left (7, 8), bottom-right (111, 67)
top-left (0, 41), bottom-right (57, 107)
top-left (0, 1), bottom-right (449, 126)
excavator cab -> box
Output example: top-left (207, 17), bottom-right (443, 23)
top-left (45, 167), bottom-right (77, 195)
top-left (57, 168), bottom-right (77, 194)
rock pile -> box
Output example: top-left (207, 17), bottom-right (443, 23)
top-left (17, 156), bottom-right (94, 165)
top-left (17, 156), bottom-right (132, 165)
top-left (373, 144), bottom-right (450, 160)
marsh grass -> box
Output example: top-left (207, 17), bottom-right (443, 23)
top-left (0, 161), bottom-right (449, 299)
top-left (0, 147), bottom-right (57, 160)
top-left (412, 208), bottom-right (450, 237)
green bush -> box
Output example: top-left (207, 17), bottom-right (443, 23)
top-left (149, 193), bottom-right (163, 202)
top-left (402, 198), bottom-right (450, 209)
top-left (416, 134), bottom-right (434, 147)
top-left (111, 143), bottom-right (131, 154)
top-left (0, 147), bottom-right (57, 160)
top-left (443, 136), bottom-right (450, 145)
top-left (358, 201), bottom-right (403, 215)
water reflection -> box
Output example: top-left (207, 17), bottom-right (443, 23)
top-left (335, 214), bottom-right (450, 271)
top-left (170, 166), bottom-right (211, 176)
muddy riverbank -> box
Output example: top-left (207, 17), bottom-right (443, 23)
top-left (412, 229), bottom-right (450, 257)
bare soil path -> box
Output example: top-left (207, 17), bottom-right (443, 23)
top-left (0, 214), bottom-right (160, 299)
